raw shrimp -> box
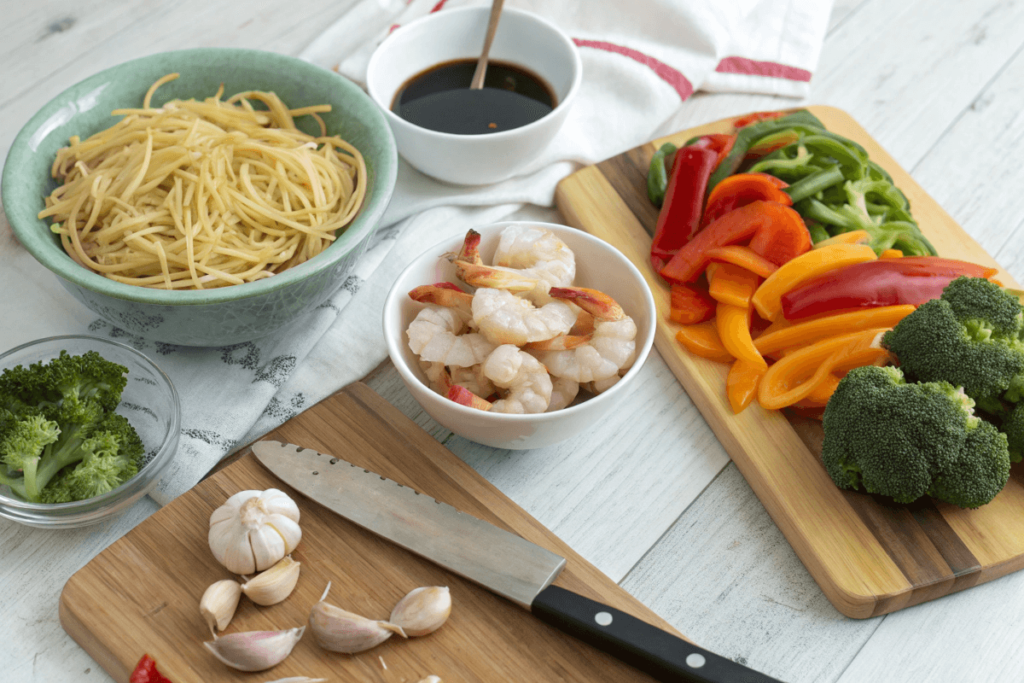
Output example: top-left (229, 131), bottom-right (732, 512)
top-left (528, 287), bottom-right (637, 383)
top-left (419, 361), bottom-right (450, 395)
top-left (547, 376), bottom-right (580, 411)
top-left (482, 345), bottom-right (553, 414)
top-left (407, 285), bottom-right (495, 368)
top-left (471, 288), bottom-right (576, 346)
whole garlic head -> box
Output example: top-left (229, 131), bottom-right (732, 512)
top-left (209, 489), bottom-right (302, 575)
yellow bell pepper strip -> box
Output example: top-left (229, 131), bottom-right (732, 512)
top-left (750, 243), bottom-right (877, 321)
top-left (757, 328), bottom-right (890, 410)
top-left (669, 283), bottom-right (716, 325)
top-left (717, 303), bottom-right (767, 369)
top-left (805, 373), bottom-right (841, 405)
top-left (753, 304), bottom-right (915, 356)
top-left (727, 360), bottom-right (766, 414)
top-left (704, 245), bottom-right (778, 278)
top-left (880, 249), bottom-right (904, 259)
top-left (676, 322), bottom-right (734, 363)
top-left (811, 229), bottom-right (871, 249)
top-left (709, 263), bottom-right (761, 309)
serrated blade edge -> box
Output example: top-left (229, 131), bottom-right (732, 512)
top-left (251, 440), bottom-right (566, 609)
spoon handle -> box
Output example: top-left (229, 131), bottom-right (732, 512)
top-left (470, 0), bottom-right (506, 89)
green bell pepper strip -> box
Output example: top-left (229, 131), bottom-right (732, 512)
top-left (782, 165), bottom-right (846, 204)
top-left (647, 142), bottom-right (678, 206)
top-left (806, 221), bottom-right (831, 244)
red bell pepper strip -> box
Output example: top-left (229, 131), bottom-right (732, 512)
top-left (701, 173), bottom-right (791, 228)
top-left (780, 257), bottom-right (1000, 320)
top-left (689, 133), bottom-right (736, 169)
top-left (733, 111), bottom-right (788, 129)
top-left (748, 209), bottom-right (812, 266)
top-left (650, 145), bottom-right (720, 271)
top-left (129, 655), bottom-right (173, 683)
top-left (659, 201), bottom-right (805, 284)
top-left (670, 283), bottom-right (716, 324)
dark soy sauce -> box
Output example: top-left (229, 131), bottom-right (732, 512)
top-left (391, 59), bottom-right (557, 135)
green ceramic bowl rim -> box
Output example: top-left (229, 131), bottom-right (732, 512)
top-left (1, 48), bottom-right (397, 305)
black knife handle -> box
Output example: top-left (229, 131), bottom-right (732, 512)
top-left (532, 586), bottom-right (784, 683)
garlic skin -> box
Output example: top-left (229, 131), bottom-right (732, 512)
top-left (308, 582), bottom-right (406, 654)
top-left (209, 489), bottom-right (302, 575)
top-left (390, 586), bottom-right (452, 637)
top-left (204, 626), bottom-right (305, 672)
top-left (241, 555), bottom-right (301, 606)
top-left (200, 579), bottom-right (243, 634)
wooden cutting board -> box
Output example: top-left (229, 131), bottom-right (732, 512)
top-left (59, 383), bottom-right (686, 683)
top-left (554, 105), bottom-right (1024, 619)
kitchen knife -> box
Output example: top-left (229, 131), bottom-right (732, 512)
top-left (252, 439), bottom-right (782, 683)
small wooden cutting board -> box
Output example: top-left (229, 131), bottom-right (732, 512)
top-left (554, 105), bottom-right (1024, 619)
top-left (59, 383), bottom-right (685, 683)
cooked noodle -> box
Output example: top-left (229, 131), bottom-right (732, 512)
top-left (38, 73), bottom-right (367, 290)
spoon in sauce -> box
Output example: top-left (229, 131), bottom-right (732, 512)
top-left (470, 0), bottom-right (506, 89)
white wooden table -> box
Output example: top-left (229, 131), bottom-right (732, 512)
top-left (4, 1), bottom-right (1024, 681)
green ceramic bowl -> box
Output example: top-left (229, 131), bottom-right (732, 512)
top-left (2, 48), bottom-right (397, 347)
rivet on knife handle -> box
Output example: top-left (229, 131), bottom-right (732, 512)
top-left (531, 586), bottom-right (784, 683)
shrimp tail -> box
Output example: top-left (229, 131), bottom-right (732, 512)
top-left (459, 229), bottom-right (483, 265)
top-left (448, 384), bottom-right (493, 411)
top-left (449, 259), bottom-right (538, 293)
top-left (525, 332), bottom-right (595, 351)
top-left (548, 287), bottom-right (624, 321)
top-left (409, 284), bottom-right (474, 313)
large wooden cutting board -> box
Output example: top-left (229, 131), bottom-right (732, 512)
top-left (555, 105), bottom-right (1024, 619)
top-left (59, 383), bottom-right (685, 683)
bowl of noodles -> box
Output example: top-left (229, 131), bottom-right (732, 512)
top-left (2, 48), bottom-right (397, 347)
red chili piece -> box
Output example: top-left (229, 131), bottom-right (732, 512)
top-left (129, 655), bottom-right (173, 683)
top-left (780, 257), bottom-right (1000, 320)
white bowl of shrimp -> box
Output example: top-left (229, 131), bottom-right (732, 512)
top-left (383, 221), bottom-right (656, 450)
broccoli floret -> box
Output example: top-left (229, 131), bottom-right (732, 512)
top-left (822, 365), bottom-right (1010, 508)
top-left (1001, 403), bottom-right (1024, 463)
top-left (0, 351), bottom-right (143, 503)
top-left (882, 277), bottom-right (1024, 405)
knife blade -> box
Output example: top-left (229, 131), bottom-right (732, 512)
top-left (252, 439), bottom-right (783, 683)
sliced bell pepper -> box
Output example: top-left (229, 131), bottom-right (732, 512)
top-left (757, 328), bottom-right (890, 410)
top-left (727, 360), bottom-right (766, 414)
top-left (681, 133), bottom-right (737, 169)
top-left (709, 263), bottom-right (761, 309)
top-left (880, 249), bottom-right (904, 259)
top-left (704, 245), bottom-right (778, 278)
top-left (660, 201), bottom-right (804, 284)
top-left (747, 209), bottom-right (811, 266)
top-left (130, 655), bottom-right (174, 683)
top-left (650, 145), bottom-right (720, 271)
top-left (754, 305), bottom-right (916, 356)
top-left (733, 110), bottom-right (789, 129)
top-left (701, 173), bottom-right (792, 228)
top-left (780, 257), bottom-right (1000, 320)
top-left (670, 282), bottom-right (716, 324)
top-left (717, 303), bottom-right (767, 369)
top-left (647, 142), bottom-right (678, 206)
top-left (676, 322), bottom-right (734, 363)
top-left (811, 230), bottom-right (871, 249)
top-left (746, 130), bottom-right (802, 160)
top-left (805, 373), bottom-right (841, 405)
top-left (750, 243), bottom-right (878, 321)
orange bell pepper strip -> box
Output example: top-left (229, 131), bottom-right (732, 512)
top-left (727, 360), bottom-right (765, 414)
top-left (709, 263), bottom-right (761, 309)
top-left (660, 201), bottom-right (805, 284)
top-left (747, 211), bottom-right (812, 266)
top-left (733, 110), bottom-right (788, 129)
top-left (880, 249), bottom-right (904, 259)
top-left (676, 322), bottom-right (734, 363)
top-left (716, 303), bottom-right (766, 369)
top-left (811, 230), bottom-right (871, 249)
top-left (750, 243), bottom-right (877, 321)
top-left (704, 245), bottom-right (778, 278)
top-left (670, 283), bottom-right (716, 325)
top-left (757, 328), bottom-right (890, 410)
top-left (701, 173), bottom-right (793, 228)
top-left (753, 305), bottom-right (915, 356)
top-left (805, 374), bottom-right (841, 405)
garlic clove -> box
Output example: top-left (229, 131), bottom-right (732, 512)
top-left (241, 555), bottom-right (301, 606)
top-left (390, 586), bottom-right (452, 637)
top-left (261, 488), bottom-right (301, 520)
top-left (266, 514), bottom-right (302, 555)
top-left (204, 626), bottom-right (305, 672)
top-left (200, 579), bottom-right (243, 634)
top-left (308, 582), bottom-right (406, 654)
top-left (249, 524), bottom-right (288, 573)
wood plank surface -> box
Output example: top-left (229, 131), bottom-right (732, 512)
top-left (59, 383), bottom-right (687, 683)
top-left (555, 105), bottom-right (1024, 619)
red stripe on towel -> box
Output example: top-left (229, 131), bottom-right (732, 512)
top-left (573, 38), bottom-right (694, 100)
top-left (715, 56), bottom-right (812, 83)
top-left (430, 0), bottom-right (449, 11)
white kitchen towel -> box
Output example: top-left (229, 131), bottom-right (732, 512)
top-left (0, 0), bottom-right (833, 505)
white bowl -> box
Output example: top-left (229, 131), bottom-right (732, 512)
top-left (383, 221), bottom-right (656, 450)
top-left (366, 6), bottom-right (582, 185)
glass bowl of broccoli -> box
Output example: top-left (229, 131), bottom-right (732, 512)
top-left (0, 335), bottom-right (180, 528)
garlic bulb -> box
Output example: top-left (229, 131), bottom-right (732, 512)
top-left (204, 626), bottom-right (305, 672)
top-left (390, 587), bottom-right (451, 637)
top-left (241, 555), bottom-right (301, 606)
top-left (200, 579), bottom-right (243, 634)
top-left (308, 582), bottom-right (406, 653)
top-left (209, 489), bottom-right (301, 575)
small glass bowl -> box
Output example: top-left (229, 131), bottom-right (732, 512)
top-left (0, 335), bottom-right (180, 528)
